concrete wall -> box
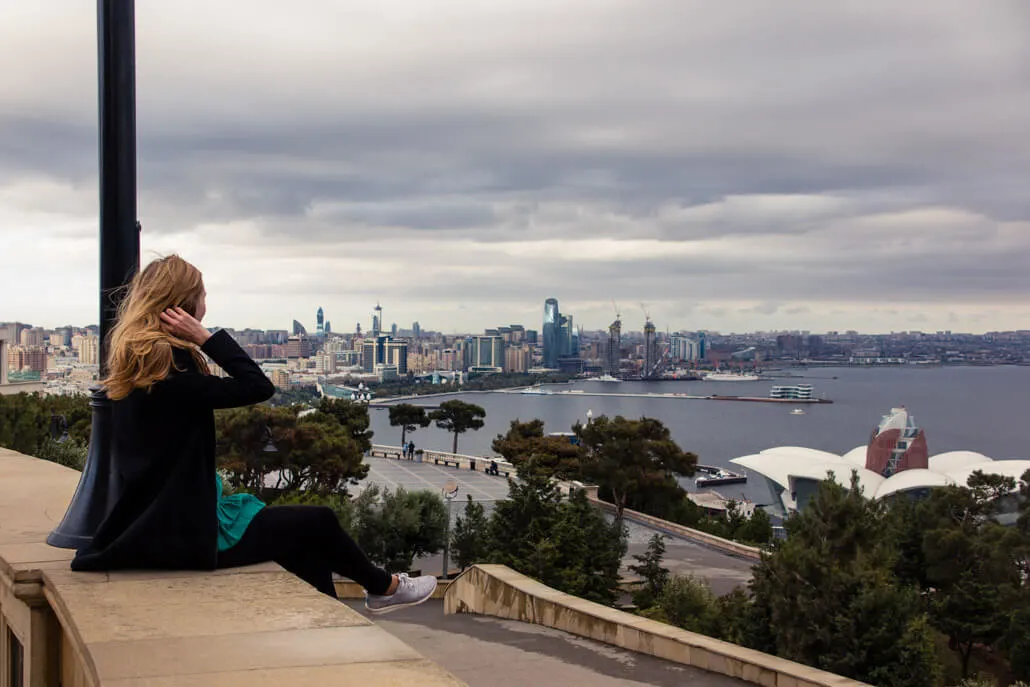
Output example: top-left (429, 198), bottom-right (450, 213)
top-left (589, 498), bottom-right (763, 561)
top-left (445, 564), bottom-right (869, 687)
top-left (0, 448), bottom-right (468, 687)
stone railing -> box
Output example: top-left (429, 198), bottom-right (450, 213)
top-left (0, 448), bottom-right (467, 686)
top-left (588, 498), bottom-right (763, 561)
top-left (445, 564), bottom-right (869, 687)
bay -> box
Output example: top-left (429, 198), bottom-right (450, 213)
top-left (368, 365), bottom-right (1030, 505)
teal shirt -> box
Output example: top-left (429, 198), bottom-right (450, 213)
top-left (216, 474), bottom-right (265, 552)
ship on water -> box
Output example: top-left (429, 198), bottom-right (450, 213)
top-left (592, 374), bottom-right (621, 383)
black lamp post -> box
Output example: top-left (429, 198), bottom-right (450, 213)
top-left (49, 0), bottom-right (140, 548)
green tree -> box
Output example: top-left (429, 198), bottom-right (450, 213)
top-left (629, 533), bottom-right (670, 608)
top-left (575, 415), bottom-right (697, 525)
top-left (351, 484), bottom-right (448, 572)
top-left (491, 418), bottom-right (584, 479)
top-left (313, 397), bottom-right (374, 453)
top-left (650, 575), bottom-right (721, 636)
top-left (485, 474), bottom-right (624, 604)
top-left (388, 403), bottom-right (431, 448)
top-left (750, 472), bottom-right (940, 687)
top-left (915, 474), bottom-right (1023, 678)
top-left (451, 495), bottom-right (489, 571)
top-left (733, 506), bottom-right (774, 546)
top-left (215, 405), bottom-right (368, 498)
top-left (431, 400), bottom-right (486, 454)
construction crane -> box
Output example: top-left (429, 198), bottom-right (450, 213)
top-left (611, 300), bottom-right (621, 322)
top-left (640, 303), bottom-right (651, 323)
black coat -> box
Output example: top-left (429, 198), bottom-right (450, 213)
top-left (71, 330), bottom-right (276, 571)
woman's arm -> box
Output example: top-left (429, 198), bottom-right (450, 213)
top-left (153, 313), bottom-right (275, 409)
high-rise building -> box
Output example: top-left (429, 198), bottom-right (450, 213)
top-left (391, 323), bottom-right (398, 338)
top-left (324, 320), bottom-right (332, 335)
top-left (606, 319), bottom-right (622, 376)
top-left (505, 344), bottom-right (532, 373)
top-left (697, 331), bottom-right (707, 360)
top-left (314, 351), bottom-right (336, 374)
top-left (9, 346), bottom-right (47, 373)
top-left (466, 335), bottom-right (505, 370)
top-left (670, 335), bottom-right (699, 361)
top-left (385, 340), bottom-right (408, 375)
top-left (270, 369), bottom-right (291, 389)
top-left (78, 335), bottom-right (100, 365)
top-left (316, 307), bottom-right (324, 336)
top-left (643, 321), bottom-right (657, 379)
top-left (285, 336), bottom-right (312, 359)
top-left (372, 303), bottom-right (383, 337)
top-left (0, 339), bottom-right (7, 385)
top-left (412, 322), bottom-right (421, 339)
top-left (542, 298), bottom-right (560, 369)
top-left (292, 320), bottom-right (307, 336)
top-left (20, 328), bottom-right (45, 347)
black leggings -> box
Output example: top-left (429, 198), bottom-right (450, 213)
top-left (216, 505), bottom-right (392, 598)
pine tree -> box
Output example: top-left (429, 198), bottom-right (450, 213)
top-left (451, 495), bottom-right (489, 571)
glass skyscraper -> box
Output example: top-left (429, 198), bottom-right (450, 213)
top-left (542, 298), bottom-right (560, 369)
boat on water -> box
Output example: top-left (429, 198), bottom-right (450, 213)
top-left (771, 384), bottom-right (814, 400)
top-left (592, 374), bottom-right (621, 383)
top-left (790, 408), bottom-right (807, 416)
top-left (703, 372), bottom-right (761, 382)
top-left (695, 465), bottom-right (748, 487)
top-left (520, 386), bottom-right (551, 395)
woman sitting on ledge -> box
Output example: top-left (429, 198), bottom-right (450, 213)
top-left (71, 254), bottom-right (436, 614)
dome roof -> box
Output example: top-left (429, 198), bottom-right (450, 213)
top-left (875, 469), bottom-right (954, 499)
top-left (928, 451), bottom-right (992, 473)
top-left (945, 460), bottom-right (1030, 489)
top-left (733, 442), bottom-right (1028, 514)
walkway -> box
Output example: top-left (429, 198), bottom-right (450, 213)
top-left (347, 601), bottom-right (746, 687)
top-left (360, 457), bottom-right (755, 595)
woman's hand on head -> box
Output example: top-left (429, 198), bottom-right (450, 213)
top-left (160, 307), bottom-right (212, 346)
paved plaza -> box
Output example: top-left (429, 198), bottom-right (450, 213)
top-left (360, 457), bottom-right (756, 594)
top-left (359, 455), bottom-right (510, 503)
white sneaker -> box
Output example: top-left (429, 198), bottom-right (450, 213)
top-left (364, 574), bottom-right (438, 615)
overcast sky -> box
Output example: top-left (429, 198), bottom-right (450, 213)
top-left (2, 1), bottom-right (1028, 335)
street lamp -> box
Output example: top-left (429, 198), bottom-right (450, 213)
top-left (49, 0), bottom-right (140, 549)
top-left (441, 479), bottom-right (460, 578)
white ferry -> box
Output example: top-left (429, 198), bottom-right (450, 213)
top-left (593, 374), bottom-right (622, 383)
top-left (770, 384), bottom-right (814, 400)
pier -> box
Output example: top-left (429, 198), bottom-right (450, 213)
top-left (499, 389), bottom-right (833, 404)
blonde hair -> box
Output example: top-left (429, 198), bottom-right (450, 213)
top-left (104, 254), bottom-right (209, 400)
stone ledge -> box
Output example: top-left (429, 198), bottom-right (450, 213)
top-left (0, 448), bottom-right (468, 686)
top-left (588, 497), bottom-right (763, 561)
top-left (444, 564), bottom-right (868, 687)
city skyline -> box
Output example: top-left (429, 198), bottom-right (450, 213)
top-left (3, 2), bottom-right (1029, 333)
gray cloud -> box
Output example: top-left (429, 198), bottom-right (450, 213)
top-left (1, 0), bottom-right (1028, 332)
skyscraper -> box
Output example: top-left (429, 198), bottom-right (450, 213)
top-left (412, 322), bottom-right (421, 339)
top-left (292, 320), bottom-right (307, 336)
top-left (371, 303), bottom-right (383, 337)
top-left (324, 320), bottom-right (332, 335)
top-left (316, 307), bottom-right (324, 336)
top-left (542, 298), bottom-right (560, 369)
top-left (606, 319), bottom-right (622, 376)
top-left (643, 321), bottom-right (657, 379)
